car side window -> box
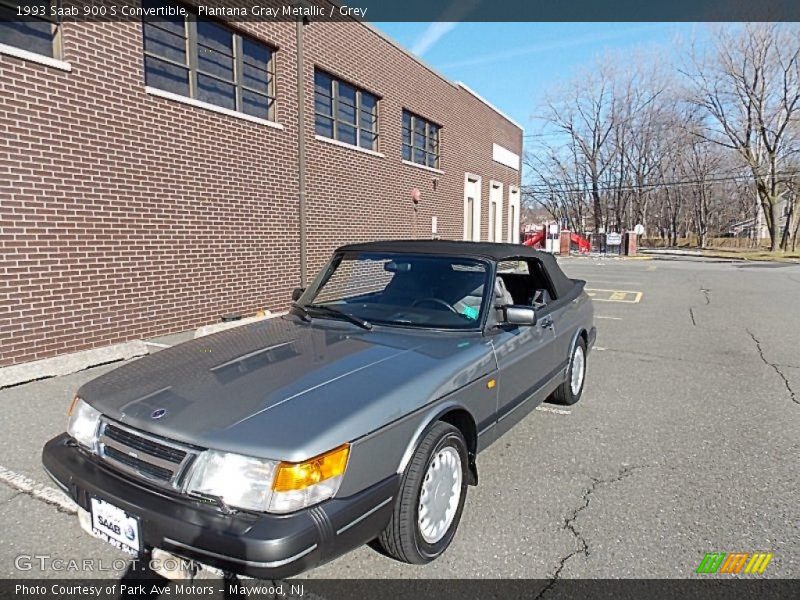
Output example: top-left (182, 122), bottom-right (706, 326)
top-left (496, 258), bottom-right (557, 308)
top-left (529, 260), bottom-right (557, 307)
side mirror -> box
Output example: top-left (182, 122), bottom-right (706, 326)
top-left (504, 306), bottom-right (536, 326)
top-left (384, 260), bottom-right (412, 273)
top-left (291, 287), bottom-right (305, 301)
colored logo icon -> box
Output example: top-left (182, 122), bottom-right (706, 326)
top-left (696, 552), bottom-right (773, 574)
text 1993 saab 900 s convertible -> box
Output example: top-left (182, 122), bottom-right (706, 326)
top-left (43, 240), bottom-right (595, 579)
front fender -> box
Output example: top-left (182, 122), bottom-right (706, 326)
top-left (336, 371), bottom-right (494, 497)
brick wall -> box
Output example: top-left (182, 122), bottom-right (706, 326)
top-left (0, 16), bottom-right (522, 367)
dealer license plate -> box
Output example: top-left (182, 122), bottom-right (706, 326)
top-left (89, 497), bottom-right (141, 555)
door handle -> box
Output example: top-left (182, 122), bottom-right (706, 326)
top-left (540, 316), bottom-right (553, 329)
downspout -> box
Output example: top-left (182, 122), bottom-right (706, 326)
top-left (296, 15), bottom-right (308, 286)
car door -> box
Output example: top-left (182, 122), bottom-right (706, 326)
top-left (490, 311), bottom-right (559, 437)
top-left (531, 258), bottom-right (575, 369)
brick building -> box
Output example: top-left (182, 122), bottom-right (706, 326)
top-left (0, 4), bottom-right (523, 367)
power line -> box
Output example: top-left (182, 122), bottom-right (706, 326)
top-left (522, 119), bottom-right (743, 140)
top-left (521, 169), bottom-right (800, 195)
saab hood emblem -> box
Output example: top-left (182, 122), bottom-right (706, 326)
top-left (150, 408), bottom-right (167, 419)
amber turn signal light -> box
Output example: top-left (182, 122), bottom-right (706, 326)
top-left (272, 444), bottom-right (350, 492)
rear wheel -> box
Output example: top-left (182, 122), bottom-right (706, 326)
top-left (550, 337), bottom-right (586, 406)
top-left (376, 422), bottom-right (468, 564)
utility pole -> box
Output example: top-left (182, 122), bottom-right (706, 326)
top-left (296, 10), bottom-right (308, 286)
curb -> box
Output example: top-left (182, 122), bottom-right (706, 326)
top-left (640, 249), bottom-right (800, 263)
top-left (0, 310), bottom-right (288, 389)
top-left (193, 310), bottom-right (281, 338)
top-left (0, 340), bottom-right (149, 389)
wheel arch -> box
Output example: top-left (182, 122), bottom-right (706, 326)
top-left (570, 327), bottom-right (589, 354)
top-left (396, 403), bottom-right (479, 486)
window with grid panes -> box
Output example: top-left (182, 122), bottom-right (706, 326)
top-left (0, 0), bottom-right (60, 58)
top-left (314, 69), bottom-right (378, 151)
top-left (142, 0), bottom-right (276, 121)
top-left (402, 110), bottom-right (440, 169)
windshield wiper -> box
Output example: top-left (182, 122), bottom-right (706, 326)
top-left (303, 303), bottom-right (372, 330)
top-left (290, 302), bottom-right (312, 322)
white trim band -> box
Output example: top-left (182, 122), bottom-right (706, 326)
top-left (0, 43), bottom-right (72, 72)
top-left (314, 135), bottom-right (385, 158)
top-left (145, 87), bottom-right (284, 130)
top-left (402, 159), bottom-right (444, 175)
top-left (492, 143), bottom-right (521, 171)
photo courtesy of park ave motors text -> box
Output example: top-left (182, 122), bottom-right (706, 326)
top-left (0, 0), bottom-right (798, 595)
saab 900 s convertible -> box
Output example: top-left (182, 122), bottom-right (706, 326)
top-left (43, 240), bottom-right (595, 579)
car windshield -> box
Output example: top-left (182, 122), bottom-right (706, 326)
top-left (300, 252), bottom-right (490, 330)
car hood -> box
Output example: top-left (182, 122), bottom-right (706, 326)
top-left (79, 316), bottom-right (495, 461)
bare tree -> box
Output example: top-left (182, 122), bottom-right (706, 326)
top-left (541, 63), bottom-right (617, 232)
top-left (682, 24), bottom-right (800, 251)
top-left (525, 27), bottom-right (799, 251)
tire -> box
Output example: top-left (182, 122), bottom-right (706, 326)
top-left (376, 422), bottom-right (468, 564)
top-left (550, 337), bottom-right (587, 406)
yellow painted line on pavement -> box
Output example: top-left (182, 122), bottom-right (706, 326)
top-left (586, 288), bottom-right (643, 303)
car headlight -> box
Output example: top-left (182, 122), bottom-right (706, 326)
top-left (67, 396), bottom-right (101, 452)
top-left (186, 451), bottom-right (278, 513)
top-left (185, 444), bottom-right (349, 514)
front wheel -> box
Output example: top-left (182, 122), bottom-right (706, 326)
top-left (376, 422), bottom-right (468, 564)
top-left (550, 337), bottom-right (587, 406)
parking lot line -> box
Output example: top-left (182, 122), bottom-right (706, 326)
top-left (597, 316), bottom-right (623, 320)
top-left (582, 280), bottom-right (643, 286)
top-left (0, 465), bottom-right (77, 514)
top-left (586, 288), bottom-right (643, 303)
top-left (535, 405), bottom-right (571, 415)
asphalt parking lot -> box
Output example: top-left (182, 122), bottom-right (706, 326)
top-left (0, 256), bottom-right (798, 580)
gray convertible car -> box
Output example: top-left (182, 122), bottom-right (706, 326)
top-left (43, 240), bottom-right (595, 579)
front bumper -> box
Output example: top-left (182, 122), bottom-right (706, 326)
top-left (42, 434), bottom-right (398, 578)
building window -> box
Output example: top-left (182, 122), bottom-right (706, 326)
top-left (488, 182), bottom-right (503, 242)
top-left (0, 0), bottom-right (59, 58)
top-left (142, 0), bottom-right (276, 121)
top-left (402, 110), bottom-right (440, 169)
top-left (314, 69), bottom-right (378, 151)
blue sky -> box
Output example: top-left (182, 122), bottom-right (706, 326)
top-left (372, 22), bottom-right (703, 133)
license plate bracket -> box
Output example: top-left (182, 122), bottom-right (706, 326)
top-left (89, 497), bottom-right (142, 555)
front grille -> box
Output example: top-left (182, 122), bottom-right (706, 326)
top-left (103, 446), bottom-right (175, 481)
top-left (104, 424), bottom-right (187, 464)
top-left (98, 419), bottom-right (196, 488)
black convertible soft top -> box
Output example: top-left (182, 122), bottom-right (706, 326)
top-left (336, 239), bottom-right (577, 299)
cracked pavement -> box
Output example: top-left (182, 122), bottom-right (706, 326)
top-left (0, 257), bottom-right (798, 580)
top-left (746, 329), bottom-right (798, 405)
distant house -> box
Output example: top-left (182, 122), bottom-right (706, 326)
top-left (726, 197), bottom-right (791, 239)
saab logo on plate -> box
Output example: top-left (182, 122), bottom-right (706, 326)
top-left (150, 408), bottom-right (167, 420)
top-left (696, 552), bottom-right (773, 574)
